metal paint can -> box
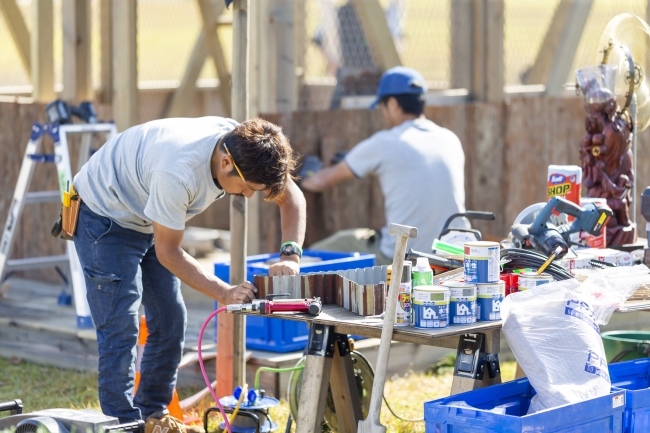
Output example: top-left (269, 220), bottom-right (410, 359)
top-left (476, 281), bottom-right (505, 321)
top-left (443, 282), bottom-right (477, 325)
top-left (412, 285), bottom-right (449, 329)
top-left (464, 241), bottom-right (500, 284)
top-left (518, 272), bottom-right (554, 291)
top-left (395, 262), bottom-right (412, 327)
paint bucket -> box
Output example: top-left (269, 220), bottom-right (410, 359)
top-left (464, 241), bottom-right (500, 284)
top-left (412, 285), bottom-right (449, 329)
top-left (476, 281), bottom-right (505, 321)
top-left (518, 272), bottom-right (554, 291)
top-left (395, 262), bottom-right (412, 327)
top-left (443, 282), bottom-right (476, 325)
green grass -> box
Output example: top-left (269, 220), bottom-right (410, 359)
top-left (0, 356), bottom-right (517, 433)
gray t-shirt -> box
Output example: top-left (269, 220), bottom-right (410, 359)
top-left (345, 118), bottom-right (467, 257)
top-left (74, 117), bottom-right (236, 233)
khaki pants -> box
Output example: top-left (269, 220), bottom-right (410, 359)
top-left (309, 228), bottom-right (393, 266)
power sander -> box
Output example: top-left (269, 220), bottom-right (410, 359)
top-left (510, 196), bottom-right (612, 259)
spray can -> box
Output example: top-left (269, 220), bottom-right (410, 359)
top-left (412, 257), bottom-right (433, 287)
top-left (395, 262), bottom-right (412, 327)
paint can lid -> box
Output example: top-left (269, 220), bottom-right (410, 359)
top-left (402, 261), bottom-right (412, 283)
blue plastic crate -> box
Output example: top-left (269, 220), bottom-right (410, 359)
top-left (214, 250), bottom-right (375, 352)
top-left (610, 359), bottom-right (650, 433)
top-left (425, 378), bottom-right (626, 433)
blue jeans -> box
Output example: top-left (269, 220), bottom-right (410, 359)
top-left (74, 202), bottom-right (187, 422)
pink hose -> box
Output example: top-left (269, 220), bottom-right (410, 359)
top-left (198, 307), bottom-right (232, 433)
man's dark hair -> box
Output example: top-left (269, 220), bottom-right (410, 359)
top-left (380, 93), bottom-right (425, 116)
top-left (222, 118), bottom-right (298, 200)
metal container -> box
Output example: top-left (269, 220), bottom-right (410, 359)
top-left (518, 272), bottom-right (554, 291)
top-left (395, 262), bottom-right (412, 327)
top-left (476, 281), bottom-right (505, 321)
top-left (412, 285), bottom-right (450, 329)
top-left (443, 282), bottom-right (477, 325)
top-left (464, 241), bottom-right (500, 284)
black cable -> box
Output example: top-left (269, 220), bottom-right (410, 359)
top-left (501, 248), bottom-right (574, 281)
top-left (382, 394), bottom-right (424, 422)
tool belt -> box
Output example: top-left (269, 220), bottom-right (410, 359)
top-left (51, 184), bottom-right (81, 240)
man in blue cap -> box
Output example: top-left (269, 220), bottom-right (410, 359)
top-left (301, 66), bottom-right (467, 263)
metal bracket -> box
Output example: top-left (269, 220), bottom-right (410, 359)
top-left (453, 333), bottom-right (501, 381)
top-left (307, 323), bottom-right (336, 358)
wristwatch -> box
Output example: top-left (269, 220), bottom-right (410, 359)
top-left (280, 241), bottom-right (303, 258)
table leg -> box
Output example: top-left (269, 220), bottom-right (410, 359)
top-left (329, 336), bottom-right (362, 432)
top-left (296, 323), bottom-right (335, 433)
top-left (450, 331), bottom-right (502, 395)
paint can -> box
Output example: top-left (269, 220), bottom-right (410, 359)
top-left (476, 281), bottom-right (505, 321)
top-left (500, 273), bottom-right (519, 296)
top-left (443, 282), bottom-right (476, 325)
top-left (412, 285), bottom-right (449, 329)
top-left (518, 272), bottom-right (554, 291)
top-left (395, 262), bottom-right (412, 327)
top-left (464, 241), bottom-right (500, 284)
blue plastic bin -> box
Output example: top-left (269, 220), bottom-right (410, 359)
top-left (214, 250), bottom-right (375, 352)
top-left (424, 378), bottom-right (626, 433)
top-left (610, 359), bottom-right (650, 433)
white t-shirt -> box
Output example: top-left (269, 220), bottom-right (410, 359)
top-left (74, 117), bottom-right (236, 233)
top-left (345, 118), bottom-right (467, 257)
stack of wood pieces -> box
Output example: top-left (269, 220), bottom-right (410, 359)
top-left (253, 266), bottom-right (389, 316)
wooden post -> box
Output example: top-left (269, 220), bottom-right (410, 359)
top-left (350, 0), bottom-right (401, 70)
top-left (197, 0), bottom-right (232, 117)
top-left (471, 0), bottom-right (504, 102)
top-left (99, 0), bottom-right (112, 104)
top-left (544, 0), bottom-right (592, 96)
top-left (329, 343), bottom-right (363, 432)
top-left (450, 0), bottom-right (472, 90)
top-left (31, 0), bottom-right (55, 102)
top-left (62, 0), bottom-right (92, 102)
top-left (274, 0), bottom-right (295, 112)
top-left (0, 0), bottom-right (31, 77)
top-left (112, 0), bottom-right (138, 131)
top-left (296, 355), bottom-right (333, 433)
top-left (217, 0), bottom-right (249, 398)
top-left (294, 0), bottom-right (306, 109)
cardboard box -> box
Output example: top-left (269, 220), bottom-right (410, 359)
top-left (577, 248), bottom-right (633, 267)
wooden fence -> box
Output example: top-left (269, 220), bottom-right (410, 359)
top-left (2, 96), bottom-right (649, 282)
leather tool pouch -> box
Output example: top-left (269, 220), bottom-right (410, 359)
top-left (63, 195), bottom-right (81, 238)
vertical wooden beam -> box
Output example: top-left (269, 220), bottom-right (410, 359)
top-left (273, 0), bottom-right (295, 112)
top-left (294, 0), bottom-right (306, 109)
top-left (112, 0), bottom-right (138, 131)
top-left (258, 0), bottom-right (276, 114)
top-left (0, 0), bottom-right (31, 77)
top-left (62, 0), bottom-right (92, 102)
top-left (450, 0), bottom-right (472, 89)
top-left (31, 0), bottom-right (55, 102)
top-left (98, 0), bottom-right (112, 104)
top-left (471, 0), bottom-right (504, 102)
top-left (218, 0), bottom-right (249, 398)
top-left (247, 0), bottom-right (261, 255)
top-left (197, 0), bottom-right (232, 117)
top-left (544, 0), bottom-right (592, 96)
top-left (163, 33), bottom-right (207, 118)
top-left (350, 0), bottom-right (401, 70)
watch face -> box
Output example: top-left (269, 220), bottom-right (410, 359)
top-left (284, 245), bottom-right (295, 254)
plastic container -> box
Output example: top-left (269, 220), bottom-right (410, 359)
top-left (610, 359), bottom-right (650, 433)
top-left (412, 257), bottom-right (434, 287)
top-left (602, 331), bottom-right (650, 363)
top-left (425, 378), bottom-right (626, 433)
top-left (214, 250), bottom-right (375, 352)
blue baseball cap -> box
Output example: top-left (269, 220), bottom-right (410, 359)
top-left (369, 67), bottom-right (427, 109)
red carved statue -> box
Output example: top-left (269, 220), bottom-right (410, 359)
top-left (579, 95), bottom-right (637, 246)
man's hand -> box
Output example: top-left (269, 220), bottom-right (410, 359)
top-left (224, 281), bottom-right (258, 304)
top-left (268, 259), bottom-right (300, 276)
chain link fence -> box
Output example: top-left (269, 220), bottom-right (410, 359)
top-left (0, 0), bottom-right (649, 109)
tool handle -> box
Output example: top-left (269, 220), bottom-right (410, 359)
top-left (103, 420), bottom-right (145, 433)
top-left (0, 399), bottom-right (22, 414)
top-left (366, 223), bottom-right (417, 422)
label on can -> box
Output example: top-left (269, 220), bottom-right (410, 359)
top-left (412, 286), bottom-right (449, 329)
top-left (395, 281), bottom-right (412, 327)
top-left (477, 282), bottom-right (505, 321)
top-left (412, 271), bottom-right (433, 287)
top-left (464, 242), bottom-right (500, 284)
top-left (518, 272), bottom-right (554, 291)
top-left (445, 283), bottom-right (477, 325)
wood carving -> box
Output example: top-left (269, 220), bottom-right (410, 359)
top-left (580, 96), bottom-right (637, 246)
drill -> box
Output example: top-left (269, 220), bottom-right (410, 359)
top-left (226, 294), bottom-right (323, 315)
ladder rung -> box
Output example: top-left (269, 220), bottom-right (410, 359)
top-left (6, 255), bottom-right (69, 271)
top-left (24, 191), bottom-right (61, 204)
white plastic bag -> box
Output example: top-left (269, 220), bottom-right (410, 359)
top-left (501, 265), bottom-right (650, 414)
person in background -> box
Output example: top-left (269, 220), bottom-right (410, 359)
top-left (300, 67), bottom-right (467, 264)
